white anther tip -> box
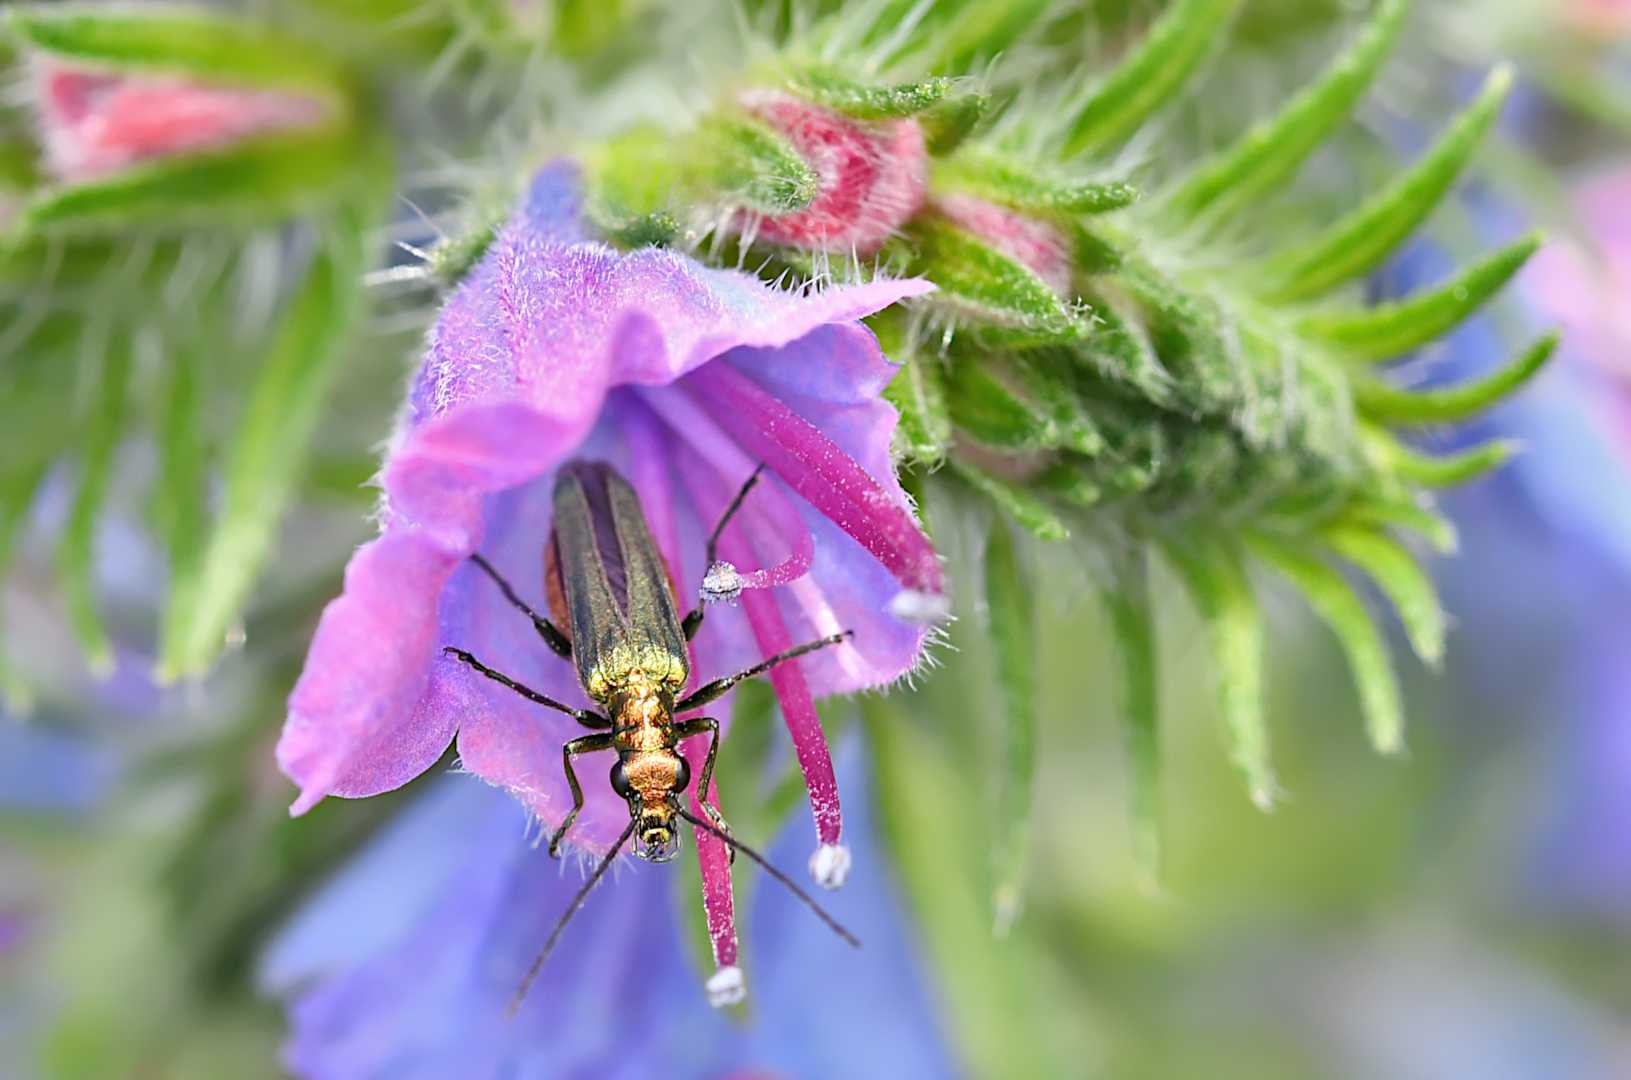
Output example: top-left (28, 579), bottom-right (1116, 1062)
top-left (700, 561), bottom-right (744, 604)
top-left (705, 965), bottom-right (746, 1008)
top-left (809, 843), bottom-right (851, 890)
top-left (888, 588), bottom-right (951, 626)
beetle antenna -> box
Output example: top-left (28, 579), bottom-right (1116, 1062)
top-left (677, 808), bottom-right (861, 949)
top-left (506, 818), bottom-right (638, 1019)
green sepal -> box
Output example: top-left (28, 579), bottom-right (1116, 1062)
top-left (1037, 461), bottom-right (1102, 506)
top-left (1298, 230), bottom-right (1544, 361)
top-left (1061, 0), bottom-right (1246, 157)
top-left (158, 166), bottom-right (387, 679)
top-left (55, 329), bottom-right (131, 676)
top-left (586, 116), bottom-right (818, 230)
top-left (874, 313), bottom-right (953, 466)
top-left (1353, 329), bottom-right (1557, 424)
top-left (1104, 540), bottom-right (1161, 894)
top-left (1248, 533), bottom-right (1404, 754)
top-left (1259, 65), bottom-right (1513, 303)
top-left (6, 6), bottom-right (350, 92)
top-left (951, 460), bottom-right (1068, 542)
top-left (920, 88), bottom-right (991, 156)
top-left (1010, 354), bottom-right (1104, 456)
top-left (1158, 530), bottom-right (1278, 811)
top-left (947, 353), bottom-right (1098, 455)
top-left (1071, 290), bottom-right (1177, 407)
top-left (16, 125), bottom-right (367, 235)
top-left (933, 152), bottom-right (1138, 215)
top-left (1116, 259), bottom-right (1238, 414)
top-left (1361, 422), bottom-right (1515, 487)
top-left (792, 69), bottom-right (953, 119)
top-left (1162, 0), bottom-right (1410, 227)
top-left (984, 521), bottom-right (1037, 935)
top-left (907, 215), bottom-right (1087, 339)
top-left (1321, 523), bottom-right (1445, 668)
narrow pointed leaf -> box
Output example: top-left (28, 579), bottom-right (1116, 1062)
top-left (1159, 532), bottom-right (1277, 810)
top-left (882, 351), bottom-right (953, 466)
top-left (57, 331), bottom-right (131, 675)
top-left (1105, 541), bottom-right (1161, 892)
top-left (1353, 330), bottom-right (1556, 424)
top-left (794, 70), bottom-right (953, 119)
top-left (1012, 355), bottom-right (1104, 456)
top-left (985, 522), bottom-right (1036, 935)
top-left (1249, 534), bottom-right (1404, 754)
top-left (1345, 495), bottom-right (1457, 554)
top-left (151, 343), bottom-right (209, 603)
top-left (952, 460), bottom-right (1069, 542)
top-left (1361, 422), bottom-right (1515, 487)
top-left (935, 153), bottom-right (1138, 214)
top-left (1062, 0), bottom-right (1246, 157)
top-left (911, 216), bottom-right (1085, 337)
top-left (1299, 231), bottom-right (1543, 360)
top-left (1164, 0), bottom-right (1410, 225)
top-left (159, 206), bottom-right (374, 679)
top-left (1260, 65), bottom-right (1512, 303)
top-left (1322, 523), bottom-right (1445, 668)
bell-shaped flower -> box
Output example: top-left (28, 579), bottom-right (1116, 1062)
top-left (276, 161), bottom-right (941, 1000)
top-left (261, 749), bottom-right (958, 1079)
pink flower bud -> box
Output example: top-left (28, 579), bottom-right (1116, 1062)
top-left (742, 90), bottom-right (927, 255)
top-left (936, 192), bottom-right (1074, 297)
top-left (34, 62), bottom-right (328, 184)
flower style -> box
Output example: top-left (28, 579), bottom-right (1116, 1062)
top-left (276, 161), bottom-right (939, 1000)
top-left (261, 748), bottom-right (959, 1080)
top-left (740, 91), bottom-right (927, 255)
top-left (33, 62), bottom-right (329, 183)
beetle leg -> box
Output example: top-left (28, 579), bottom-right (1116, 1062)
top-left (443, 647), bottom-right (608, 729)
top-left (469, 552), bottom-right (573, 659)
top-left (681, 464), bottom-right (767, 640)
top-left (673, 630), bottom-right (853, 713)
top-left (674, 716), bottom-right (734, 863)
top-left (548, 732), bottom-right (616, 857)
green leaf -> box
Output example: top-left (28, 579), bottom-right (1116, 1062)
top-left (951, 460), bottom-right (1069, 542)
top-left (1072, 290), bottom-right (1177, 406)
top-left (6, 6), bottom-right (349, 93)
top-left (1249, 534), bottom-right (1404, 754)
top-left (158, 201), bottom-right (377, 680)
top-left (1062, 0), bottom-right (1246, 157)
top-left (946, 358), bottom-right (1050, 451)
top-left (17, 128), bottom-right (365, 234)
top-left (1158, 531), bottom-right (1277, 810)
top-left (1116, 259), bottom-right (1238, 414)
top-left (909, 216), bottom-right (1086, 338)
top-left (883, 355), bottom-right (953, 467)
top-left (984, 522), bottom-right (1036, 935)
top-left (56, 329), bottom-right (131, 675)
top-left (1011, 354), bottom-right (1104, 456)
top-left (933, 152), bottom-right (1138, 214)
top-left (1259, 65), bottom-right (1513, 303)
top-left (793, 69), bottom-right (953, 119)
top-left (1361, 423), bottom-right (1515, 487)
top-left (1104, 541), bottom-right (1161, 893)
top-left (1344, 494), bottom-right (1457, 554)
top-left (1162, 0), bottom-right (1410, 226)
top-left (1353, 330), bottom-right (1556, 424)
top-left (1322, 523), bottom-right (1445, 668)
top-left (150, 343), bottom-right (209, 616)
top-left (920, 89), bottom-right (991, 156)
top-left (1298, 230), bottom-right (1544, 361)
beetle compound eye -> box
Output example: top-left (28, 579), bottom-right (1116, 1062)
top-left (610, 761), bottom-right (632, 798)
top-left (673, 755), bottom-right (691, 793)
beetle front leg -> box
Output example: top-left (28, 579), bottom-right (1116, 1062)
top-left (548, 732), bottom-right (615, 857)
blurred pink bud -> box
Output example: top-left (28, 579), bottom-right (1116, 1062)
top-left (34, 63), bottom-right (328, 184)
top-left (742, 91), bottom-right (927, 255)
top-left (936, 192), bottom-right (1074, 296)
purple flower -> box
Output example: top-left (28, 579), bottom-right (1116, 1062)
top-left (276, 162), bottom-right (941, 996)
top-left (260, 745), bottom-right (960, 1080)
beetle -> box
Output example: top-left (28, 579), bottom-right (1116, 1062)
top-left (442, 459), bottom-right (858, 1010)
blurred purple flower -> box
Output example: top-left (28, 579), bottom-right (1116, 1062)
top-left (261, 743), bottom-right (959, 1080)
top-left (276, 161), bottom-right (940, 992)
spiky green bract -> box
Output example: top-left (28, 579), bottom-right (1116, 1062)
top-left (1257, 65), bottom-right (1514, 302)
top-left (1105, 540), bottom-right (1161, 894)
top-left (159, 155), bottom-right (390, 680)
top-left (984, 522), bottom-right (1036, 936)
top-left (1062, 0), bottom-right (1246, 157)
top-left (1298, 230), bottom-right (1544, 361)
top-left (1248, 533), bottom-right (1404, 754)
top-left (1360, 423), bottom-right (1515, 488)
top-left (1161, 0), bottom-right (1410, 228)
top-left (1321, 523), bottom-right (1445, 668)
top-left (1353, 330), bottom-right (1558, 424)
top-left (933, 152), bottom-right (1138, 215)
top-left (1159, 531), bottom-right (1277, 811)
top-left (951, 460), bottom-right (1069, 542)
